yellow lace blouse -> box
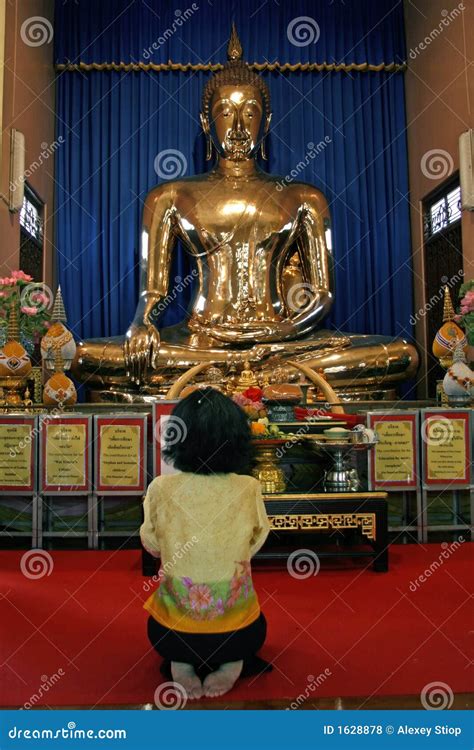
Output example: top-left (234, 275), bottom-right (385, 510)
top-left (140, 472), bottom-right (270, 633)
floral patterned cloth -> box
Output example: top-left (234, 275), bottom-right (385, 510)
top-left (141, 472), bottom-right (270, 633)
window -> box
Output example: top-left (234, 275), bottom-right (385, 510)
top-left (424, 183), bottom-right (461, 239)
top-left (422, 176), bottom-right (463, 397)
top-left (19, 184), bottom-right (44, 281)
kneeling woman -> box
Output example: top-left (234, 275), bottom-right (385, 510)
top-left (140, 388), bottom-right (271, 699)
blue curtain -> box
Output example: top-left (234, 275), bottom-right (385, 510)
top-left (54, 0), bottom-right (412, 343)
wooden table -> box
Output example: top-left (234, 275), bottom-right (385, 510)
top-left (259, 491), bottom-right (389, 572)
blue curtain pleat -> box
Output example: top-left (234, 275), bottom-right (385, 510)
top-left (54, 0), bottom-right (412, 343)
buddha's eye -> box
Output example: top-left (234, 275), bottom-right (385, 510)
top-left (222, 111), bottom-right (231, 117)
top-left (246, 111), bottom-right (253, 118)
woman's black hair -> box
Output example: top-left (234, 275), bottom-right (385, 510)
top-left (162, 387), bottom-right (254, 475)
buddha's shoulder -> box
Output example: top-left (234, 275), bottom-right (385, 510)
top-left (273, 178), bottom-right (329, 207)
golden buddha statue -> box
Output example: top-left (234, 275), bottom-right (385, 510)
top-left (235, 361), bottom-right (259, 392)
top-left (73, 25), bottom-right (418, 401)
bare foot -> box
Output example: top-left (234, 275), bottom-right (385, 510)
top-left (203, 660), bottom-right (243, 698)
top-left (170, 661), bottom-right (203, 700)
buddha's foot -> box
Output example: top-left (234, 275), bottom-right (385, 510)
top-left (202, 660), bottom-right (243, 698)
top-left (170, 662), bottom-right (203, 700)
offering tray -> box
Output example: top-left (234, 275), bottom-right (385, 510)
top-left (275, 420), bottom-right (347, 435)
top-left (306, 436), bottom-right (379, 492)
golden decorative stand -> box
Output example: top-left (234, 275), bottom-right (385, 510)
top-left (0, 376), bottom-right (28, 406)
top-left (252, 439), bottom-right (287, 494)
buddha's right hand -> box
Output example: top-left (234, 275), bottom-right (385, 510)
top-left (123, 323), bottom-right (160, 386)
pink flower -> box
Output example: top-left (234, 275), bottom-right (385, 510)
top-left (460, 291), bottom-right (474, 313)
top-left (31, 292), bottom-right (48, 306)
top-left (20, 306), bottom-right (38, 315)
top-left (11, 270), bottom-right (32, 282)
top-left (188, 584), bottom-right (213, 611)
top-left (233, 392), bottom-right (249, 407)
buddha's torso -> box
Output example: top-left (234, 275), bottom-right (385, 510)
top-left (160, 173), bottom-right (322, 334)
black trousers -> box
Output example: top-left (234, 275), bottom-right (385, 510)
top-left (147, 613), bottom-right (272, 679)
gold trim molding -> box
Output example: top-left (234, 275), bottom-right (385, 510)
top-left (268, 513), bottom-right (377, 540)
top-left (56, 60), bottom-right (406, 74)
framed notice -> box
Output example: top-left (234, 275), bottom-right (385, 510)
top-left (367, 411), bottom-right (419, 490)
top-left (421, 409), bottom-right (472, 489)
top-left (94, 415), bottom-right (147, 495)
top-left (0, 416), bottom-right (37, 494)
top-left (152, 400), bottom-right (180, 477)
top-left (40, 415), bottom-right (91, 494)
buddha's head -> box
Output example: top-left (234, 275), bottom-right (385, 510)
top-left (200, 24), bottom-right (272, 162)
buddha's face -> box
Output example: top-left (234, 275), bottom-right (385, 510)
top-left (206, 84), bottom-right (267, 161)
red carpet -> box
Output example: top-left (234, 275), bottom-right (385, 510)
top-left (0, 544), bottom-right (473, 707)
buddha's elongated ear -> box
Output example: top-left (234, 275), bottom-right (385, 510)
top-left (264, 112), bottom-right (272, 133)
top-left (200, 111), bottom-right (210, 136)
top-left (200, 112), bottom-right (213, 161)
top-left (260, 113), bottom-right (272, 161)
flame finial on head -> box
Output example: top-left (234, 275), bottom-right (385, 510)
top-left (227, 22), bottom-right (243, 61)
